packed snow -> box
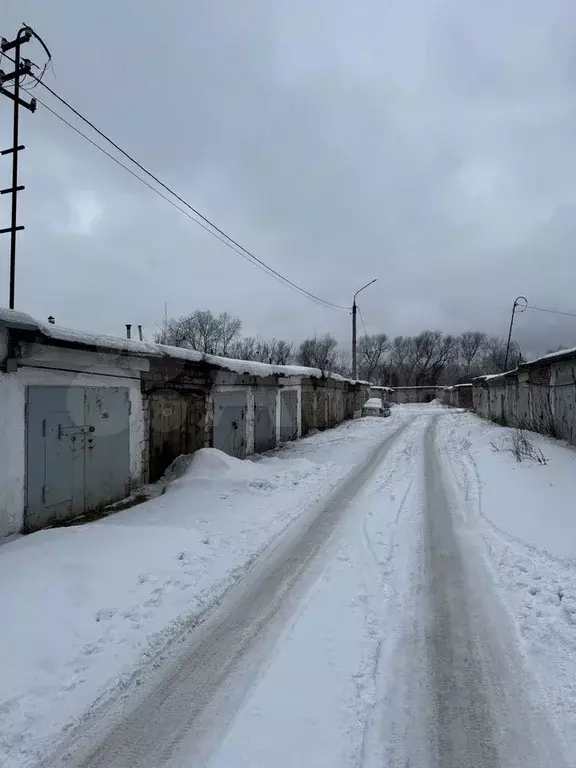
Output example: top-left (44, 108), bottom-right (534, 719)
top-left (436, 412), bottom-right (576, 757)
top-left (204, 416), bottom-right (424, 768)
top-left (0, 414), bottom-right (408, 768)
top-left (2, 404), bottom-right (575, 767)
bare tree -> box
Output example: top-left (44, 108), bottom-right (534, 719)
top-left (194, 310), bottom-right (223, 354)
top-left (298, 334), bottom-right (338, 370)
top-left (229, 337), bottom-right (294, 364)
top-left (388, 336), bottom-right (413, 386)
top-left (228, 336), bottom-right (258, 361)
top-left (481, 336), bottom-right (521, 373)
top-left (155, 309), bottom-right (531, 385)
top-left (154, 309), bottom-right (242, 355)
top-left (333, 348), bottom-right (352, 378)
top-left (155, 317), bottom-right (192, 348)
top-left (407, 331), bottom-right (457, 385)
top-left (219, 312), bottom-right (243, 356)
top-left (459, 331), bottom-right (488, 376)
top-left (357, 333), bottom-right (389, 382)
top-left (270, 339), bottom-right (294, 365)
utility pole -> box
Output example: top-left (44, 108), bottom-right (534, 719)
top-left (504, 295), bottom-right (527, 371)
top-left (352, 278), bottom-right (377, 379)
top-left (0, 26), bottom-right (37, 309)
top-left (352, 301), bottom-right (357, 377)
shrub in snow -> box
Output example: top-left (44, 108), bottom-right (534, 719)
top-left (490, 429), bottom-right (547, 465)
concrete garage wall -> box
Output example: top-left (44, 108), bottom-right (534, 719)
top-left (327, 384), bottom-right (345, 427)
top-left (472, 350), bottom-right (576, 447)
top-left (551, 364), bottom-right (576, 446)
top-left (350, 383), bottom-right (370, 418)
top-left (300, 381), bottom-right (317, 436)
top-left (370, 386), bottom-right (393, 403)
top-left (440, 384), bottom-right (473, 409)
top-left (299, 378), bottom-right (370, 436)
top-left (391, 386), bottom-right (441, 404)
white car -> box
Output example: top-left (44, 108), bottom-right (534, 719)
top-left (362, 397), bottom-right (391, 417)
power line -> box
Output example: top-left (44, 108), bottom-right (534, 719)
top-left (5, 46), bottom-right (349, 311)
top-left (31, 94), bottom-right (347, 308)
top-left (526, 304), bottom-right (576, 319)
top-left (358, 305), bottom-right (369, 337)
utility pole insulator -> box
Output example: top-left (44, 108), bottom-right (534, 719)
top-left (0, 30), bottom-right (32, 53)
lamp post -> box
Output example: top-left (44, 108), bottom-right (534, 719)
top-left (352, 278), bottom-right (377, 379)
top-left (504, 295), bottom-right (527, 371)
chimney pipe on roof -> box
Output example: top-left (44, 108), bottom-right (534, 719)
top-left (126, 323), bottom-right (132, 339)
top-left (137, 324), bottom-right (143, 341)
top-left (47, 316), bottom-right (55, 324)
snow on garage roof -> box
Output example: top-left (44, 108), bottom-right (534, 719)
top-left (523, 346), bottom-right (576, 366)
top-left (0, 308), bottom-right (367, 384)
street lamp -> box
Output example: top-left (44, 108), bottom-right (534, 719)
top-left (352, 278), bottom-right (377, 379)
top-left (504, 295), bottom-right (527, 371)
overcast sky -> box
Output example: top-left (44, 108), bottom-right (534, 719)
top-left (2, 1), bottom-right (576, 355)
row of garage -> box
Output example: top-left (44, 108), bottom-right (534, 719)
top-left (0, 310), bottom-right (369, 536)
top-left (471, 348), bottom-right (576, 444)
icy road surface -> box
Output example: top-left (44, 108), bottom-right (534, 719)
top-left (9, 407), bottom-right (575, 767)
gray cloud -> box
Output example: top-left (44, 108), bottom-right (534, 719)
top-left (2, 0), bottom-right (576, 356)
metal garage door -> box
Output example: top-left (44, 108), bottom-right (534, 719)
top-left (280, 389), bottom-right (298, 442)
top-left (213, 391), bottom-right (247, 458)
top-left (254, 390), bottom-right (277, 452)
top-left (149, 389), bottom-right (205, 482)
top-left (25, 386), bottom-right (130, 531)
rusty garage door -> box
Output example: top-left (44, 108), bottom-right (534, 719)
top-left (25, 386), bottom-right (130, 531)
top-left (254, 390), bottom-right (277, 453)
top-left (280, 389), bottom-right (299, 442)
top-left (149, 389), bottom-right (206, 482)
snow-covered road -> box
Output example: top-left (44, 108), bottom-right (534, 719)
top-left (4, 406), bottom-right (575, 767)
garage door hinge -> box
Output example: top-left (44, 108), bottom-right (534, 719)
top-left (41, 486), bottom-right (46, 504)
top-left (42, 418), bottom-right (46, 437)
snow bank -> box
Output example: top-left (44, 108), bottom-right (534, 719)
top-left (171, 447), bottom-right (261, 483)
top-left (0, 416), bottom-right (402, 767)
top-left (444, 417), bottom-right (576, 559)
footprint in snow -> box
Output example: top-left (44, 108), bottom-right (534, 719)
top-left (95, 608), bottom-right (117, 623)
top-left (82, 643), bottom-right (102, 656)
